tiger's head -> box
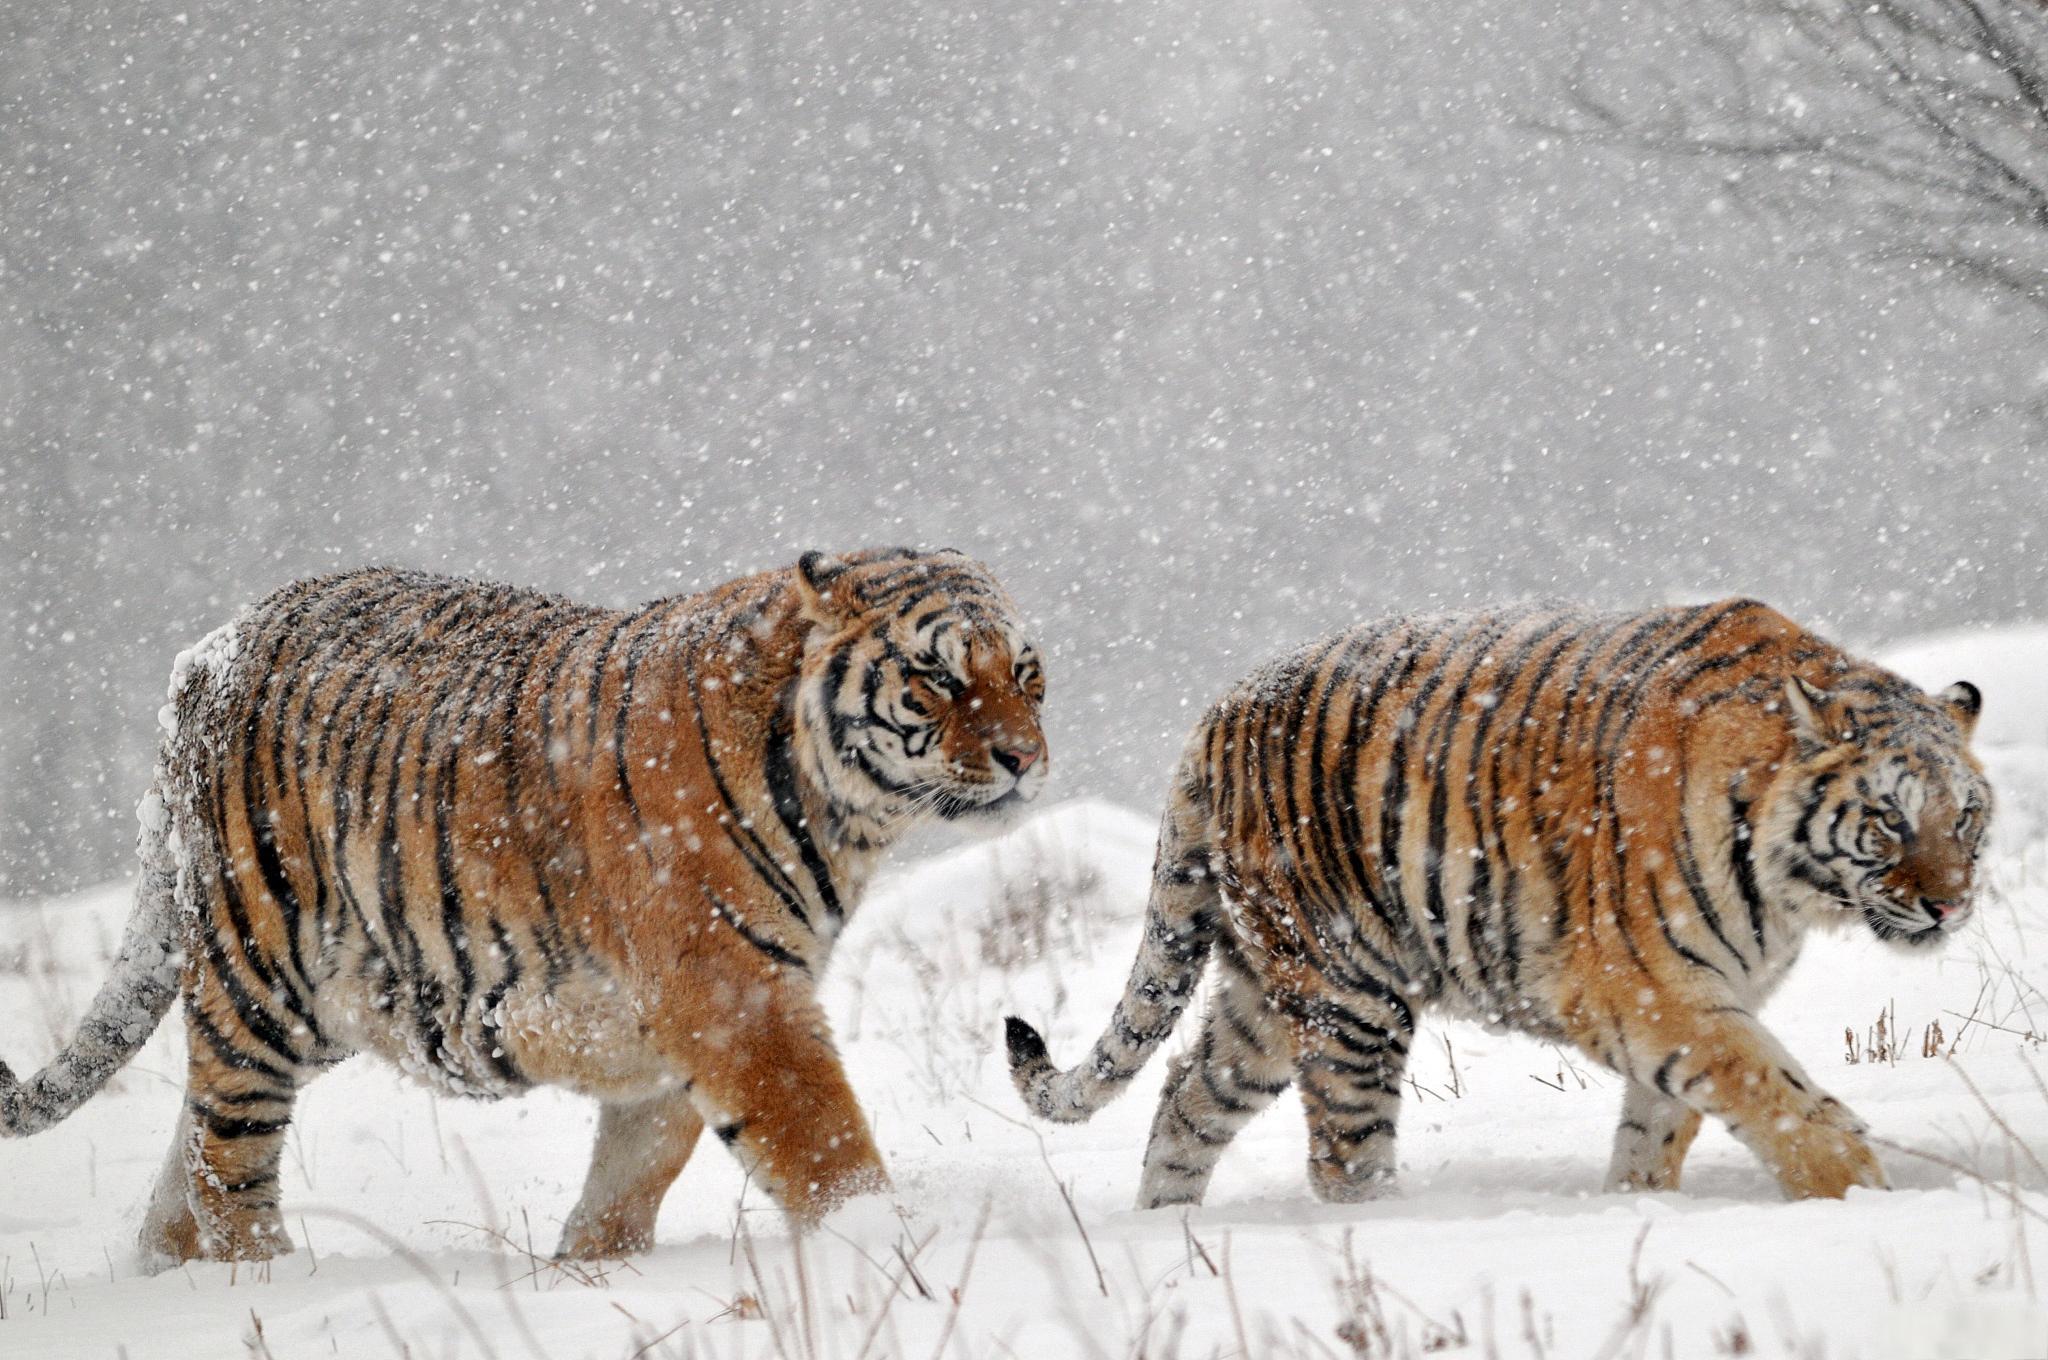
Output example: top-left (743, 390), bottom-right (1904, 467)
top-left (790, 548), bottom-right (1048, 832)
top-left (1770, 671), bottom-right (1992, 949)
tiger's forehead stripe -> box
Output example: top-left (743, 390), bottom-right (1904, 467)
top-left (850, 560), bottom-right (1009, 613)
top-left (1890, 768), bottom-right (1927, 820)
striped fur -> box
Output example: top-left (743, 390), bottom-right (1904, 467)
top-left (1007, 599), bottom-right (1989, 1207)
top-left (2, 548), bottom-right (1047, 1266)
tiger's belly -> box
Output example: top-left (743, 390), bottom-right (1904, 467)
top-left (313, 939), bottom-right (677, 1103)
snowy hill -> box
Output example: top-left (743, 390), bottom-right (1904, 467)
top-left (4, 642), bottom-right (2048, 1355)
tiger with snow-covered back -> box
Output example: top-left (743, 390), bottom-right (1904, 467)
top-left (1008, 599), bottom-right (1990, 1206)
top-left (0, 547), bottom-right (1048, 1265)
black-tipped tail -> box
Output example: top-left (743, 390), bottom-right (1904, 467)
top-left (1003, 1015), bottom-right (1071, 1119)
top-left (1005, 764), bottom-right (1223, 1128)
top-left (1004, 1016), bottom-right (1048, 1068)
top-left (0, 1063), bottom-right (27, 1135)
top-left (1004, 1014), bottom-right (1096, 1124)
top-left (1001, 893), bottom-right (1216, 1126)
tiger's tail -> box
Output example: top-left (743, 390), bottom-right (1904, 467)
top-left (1005, 762), bottom-right (1222, 1123)
top-left (0, 780), bottom-right (184, 1137)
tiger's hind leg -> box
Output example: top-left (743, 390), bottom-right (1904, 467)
top-left (141, 996), bottom-right (317, 1268)
top-left (1135, 951), bottom-right (1296, 1210)
top-left (1604, 1079), bottom-right (1703, 1193)
top-left (557, 1087), bottom-right (705, 1259)
top-left (1297, 990), bottom-right (1414, 1203)
top-left (138, 1106), bottom-right (202, 1270)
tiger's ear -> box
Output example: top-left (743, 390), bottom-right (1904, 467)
top-left (1939, 680), bottom-right (1982, 739)
top-left (793, 551), bottom-right (856, 628)
top-left (1783, 676), bottom-right (1854, 750)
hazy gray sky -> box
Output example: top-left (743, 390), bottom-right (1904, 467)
top-left (4, 0), bottom-right (2042, 894)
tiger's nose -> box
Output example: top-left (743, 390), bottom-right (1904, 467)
top-left (1924, 900), bottom-right (1964, 925)
top-left (992, 743), bottom-right (1042, 776)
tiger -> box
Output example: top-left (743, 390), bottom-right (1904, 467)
top-left (0, 547), bottom-right (1048, 1266)
top-left (1006, 598), bottom-right (1989, 1207)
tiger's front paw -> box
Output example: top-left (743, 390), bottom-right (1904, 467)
top-left (1771, 1121), bottom-right (1887, 1200)
top-left (556, 1215), bottom-right (654, 1261)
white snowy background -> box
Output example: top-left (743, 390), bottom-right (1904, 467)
top-left (6, 0), bottom-right (2048, 1353)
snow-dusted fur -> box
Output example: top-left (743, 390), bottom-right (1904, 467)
top-left (1005, 759), bottom-right (1221, 1122)
top-left (0, 806), bottom-right (180, 1134)
top-left (1009, 600), bottom-right (1992, 1208)
top-left (1, 550), bottom-right (1049, 1271)
top-left (0, 619), bottom-right (237, 1135)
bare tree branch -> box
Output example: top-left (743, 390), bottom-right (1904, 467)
top-left (1555, 0), bottom-right (2048, 315)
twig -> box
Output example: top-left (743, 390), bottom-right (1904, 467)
top-left (891, 1234), bottom-right (936, 1303)
top-left (1181, 1211), bottom-right (1220, 1278)
top-left (247, 1308), bottom-right (276, 1360)
top-left (927, 1200), bottom-right (992, 1360)
top-left (300, 1207), bottom-right (514, 1360)
top-left (1871, 1135), bottom-right (2048, 1228)
top-left (851, 1235), bottom-right (929, 1360)
top-left (738, 1221), bottom-right (796, 1360)
top-left (1222, 1233), bottom-right (1252, 1360)
top-left (964, 1095), bottom-right (1107, 1296)
top-left (1685, 1260), bottom-right (1735, 1297)
top-left (1946, 1055), bottom-right (2048, 1181)
top-left (627, 1318), bottom-right (691, 1360)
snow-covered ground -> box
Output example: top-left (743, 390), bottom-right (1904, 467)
top-left (5, 635), bottom-right (2048, 1358)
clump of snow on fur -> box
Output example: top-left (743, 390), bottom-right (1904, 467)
top-left (135, 787), bottom-right (168, 839)
top-left (158, 611), bottom-right (247, 740)
top-left (154, 610), bottom-right (251, 924)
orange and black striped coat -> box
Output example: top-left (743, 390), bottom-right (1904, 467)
top-left (2, 547), bottom-right (1047, 1265)
top-left (1010, 598), bottom-right (1987, 1206)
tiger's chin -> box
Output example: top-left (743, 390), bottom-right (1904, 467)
top-left (1860, 906), bottom-right (1959, 952)
top-left (1798, 887), bottom-right (1953, 951)
top-left (934, 785), bottom-right (1038, 834)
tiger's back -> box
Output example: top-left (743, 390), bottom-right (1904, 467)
top-left (176, 566), bottom-right (690, 1100)
top-left (1197, 599), bottom-right (1821, 1027)
top-left (1010, 597), bottom-right (1990, 1208)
